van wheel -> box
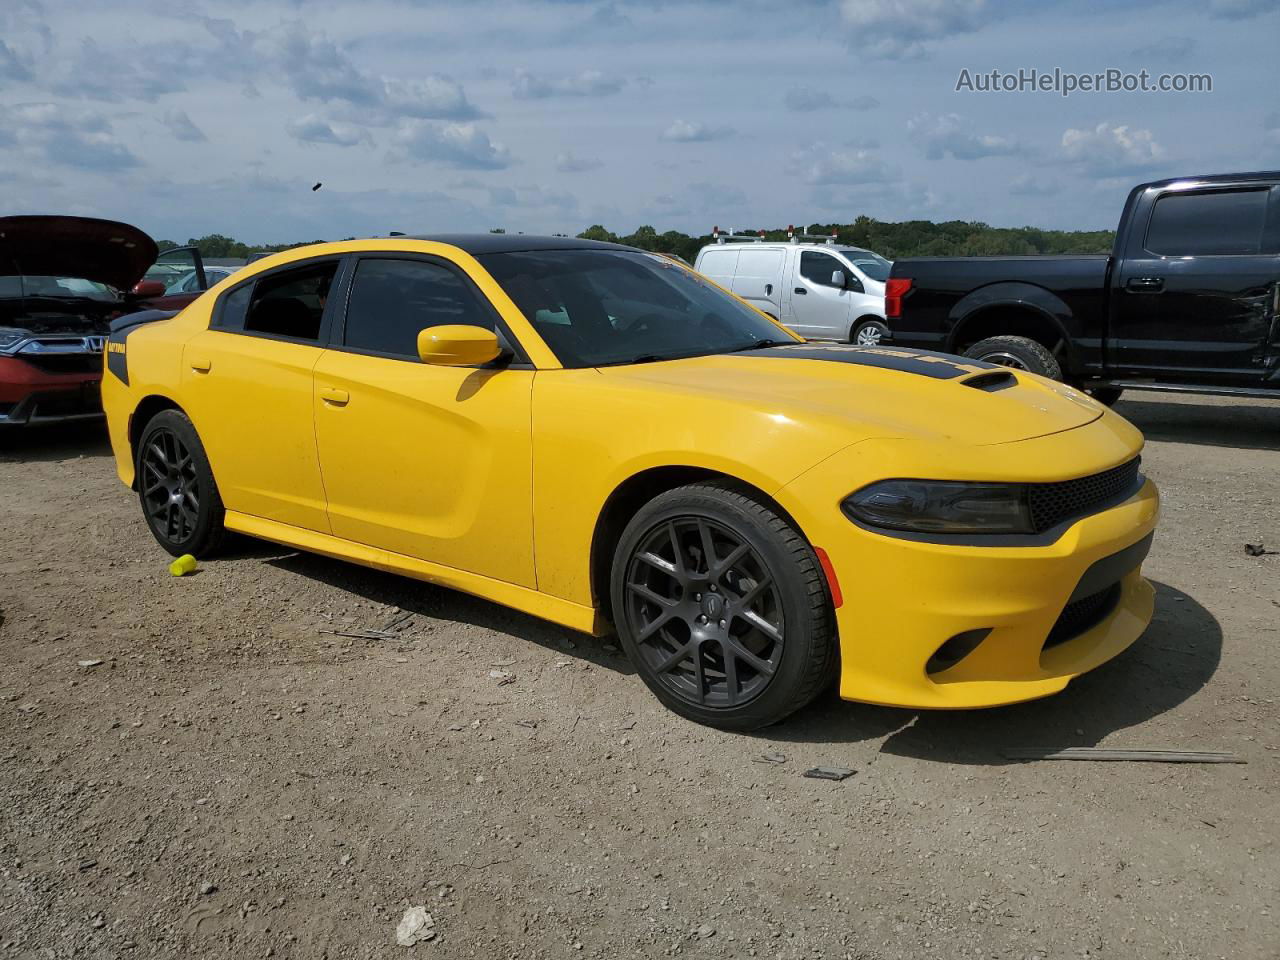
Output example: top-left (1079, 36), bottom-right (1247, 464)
top-left (851, 318), bottom-right (890, 346)
top-left (136, 409), bottom-right (226, 558)
top-left (963, 335), bottom-right (1062, 380)
top-left (610, 481), bottom-right (836, 731)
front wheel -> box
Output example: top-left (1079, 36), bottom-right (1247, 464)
top-left (610, 482), bottom-right (836, 730)
top-left (136, 409), bottom-right (226, 558)
top-left (852, 318), bottom-right (890, 346)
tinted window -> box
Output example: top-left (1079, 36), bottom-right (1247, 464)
top-left (841, 249), bottom-right (892, 282)
top-left (243, 261), bottom-right (338, 341)
top-left (1146, 189), bottom-right (1268, 256)
top-left (479, 249), bottom-right (791, 368)
top-left (213, 283), bottom-right (252, 330)
top-left (799, 251), bottom-right (843, 286)
top-left (343, 259), bottom-right (493, 358)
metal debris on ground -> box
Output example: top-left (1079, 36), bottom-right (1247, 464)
top-left (753, 752), bottom-right (787, 765)
top-left (321, 628), bottom-right (399, 641)
top-left (1003, 747), bottom-right (1244, 763)
top-left (77, 659), bottom-right (104, 668)
top-left (1244, 542), bottom-right (1276, 557)
top-left (803, 765), bottom-right (856, 781)
top-left (395, 906), bottom-right (435, 946)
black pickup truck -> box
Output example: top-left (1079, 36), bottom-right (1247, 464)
top-left (885, 171), bottom-right (1280, 404)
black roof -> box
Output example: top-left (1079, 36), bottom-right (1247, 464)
top-left (1139, 170), bottom-right (1280, 190)
top-left (406, 234), bottom-right (636, 255)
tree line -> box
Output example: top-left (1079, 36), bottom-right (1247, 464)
top-left (160, 216), bottom-right (1115, 263)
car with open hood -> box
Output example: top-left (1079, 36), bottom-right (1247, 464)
top-left (101, 234), bottom-right (1159, 729)
top-left (0, 215), bottom-right (212, 427)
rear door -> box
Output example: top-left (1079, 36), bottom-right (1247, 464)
top-left (312, 254), bottom-right (536, 586)
top-left (788, 249), bottom-right (854, 339)
top-left (728, 248), bottom-right (785, 317)
top-left (180, 256), bottom-right (342, 532)
top-left (1110, 184), bottom-right (1280, 381)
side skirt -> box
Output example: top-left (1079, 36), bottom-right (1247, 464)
top-left (224, 511), bottom-right (606, 636)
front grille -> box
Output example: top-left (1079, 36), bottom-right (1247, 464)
top-left (1027, 458), bottom-right (1141, 533)
top-left (1044, 583), bottom-right (1121, 649)
top-left (19, 353), bottom-right (104, 374)
top-left (30, 386), bottom-right (101, 419)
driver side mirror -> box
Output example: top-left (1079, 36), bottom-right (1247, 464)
top-left (830, 270), bottom-right (847, 289)
top-left (417, 324), bottom-right (504, 367)
top-left (131, 280), bottom-right (168, 298)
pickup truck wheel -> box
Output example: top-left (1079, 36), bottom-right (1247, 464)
top-left (1086, 387), bottom-right (1124, 407)
top-left (136, 410), bottom-right (226, 558)
top-left (852, 318), bottom-right (890, 346)
top-left (611, 481), bottom-right (836, 731)
top-left (964, 335), bottom-right (1062, 380)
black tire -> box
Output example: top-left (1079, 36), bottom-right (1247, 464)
top-left (135, 409), bottom-right (226, 558)
top-left (851, 317), bottom-right (890, 346)
top-left (963, 335), bottom-right (1062, 380)
top-left (1085, 387), bottom-right (1124, 407)
top-left (610, 481), bottom-right (836, 731)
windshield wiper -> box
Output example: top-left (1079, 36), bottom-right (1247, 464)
top-left (726, 338), bottom-right (790, 353)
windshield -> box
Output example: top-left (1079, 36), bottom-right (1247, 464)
top-left (0, 276), bottom-right (118, 301)
top-left (840, 249), bottom-right (891, 283)
top-left (479, 249), bottom-right (796, 367)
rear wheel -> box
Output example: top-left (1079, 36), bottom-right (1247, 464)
top-left (136, 409), bottom-right (226, 558)
top-left (610, 481), bottom-right (835, 730)
top-left (963, 335), bottom-right (1062, 380)
top-left (852, 318), bottom-right (890, 346)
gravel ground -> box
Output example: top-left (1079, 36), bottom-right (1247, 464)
top-left (1, 391), bottom-right (1277, 960)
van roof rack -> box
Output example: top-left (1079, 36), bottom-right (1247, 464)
top-left (710, 227), bottom-right (767, 244)
top-left (787, 225), bottom-right (838, 245)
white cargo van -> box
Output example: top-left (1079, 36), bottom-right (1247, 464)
top-left (694, 229), bottom-right (891, 344)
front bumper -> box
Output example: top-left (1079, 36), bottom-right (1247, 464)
top-left (778, 424), bottom-right (1160, 709)
top-left (0, 355), bottom-right (105, 425)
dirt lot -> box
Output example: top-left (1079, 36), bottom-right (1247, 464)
top-left (1, 392), bottom-right (1277, 960)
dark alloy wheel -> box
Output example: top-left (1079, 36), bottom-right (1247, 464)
top-left (611, 481), bottom-right (836, 730)
top-left (624, 515), bottom-right (785, 709)
top-left (136, 409), bottom-right (226, 557)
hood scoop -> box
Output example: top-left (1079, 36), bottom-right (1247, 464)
top-left (960, 370), bottom-right (1019, 392)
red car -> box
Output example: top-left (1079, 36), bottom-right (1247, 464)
top-left (0, 216), bottom-right (213, 427)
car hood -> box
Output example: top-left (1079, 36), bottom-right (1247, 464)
top-left (0, 215), bottom-right (159, 291)
top-left (598, 344), bottom-right (1103, 447)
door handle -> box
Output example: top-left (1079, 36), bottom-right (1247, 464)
top-left (1126, 277), bottom-right (1164, 293)
top-left (189, 357), bottom-right (212, 373)
top-left (765, 283), bottom-right (773, 296)
top-left (794, 287), bottom-right (807, 295)
top-left (320, 386), bottom-right (350, 406)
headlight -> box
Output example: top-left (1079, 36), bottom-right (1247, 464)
top-left (0, 327), bottom-right (33, 355)
top-left (842, 480), bottom-right (1034, 534)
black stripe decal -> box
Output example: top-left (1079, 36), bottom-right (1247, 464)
top-left (749, 344), bottom-right (1000, 380)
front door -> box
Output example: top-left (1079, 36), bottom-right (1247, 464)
top-left (313, 255), bottom-right (536, 587)
top-left (1110, 185), bottom-right (1279, 382)
top-left (789, 250), bottom-right (854, 339)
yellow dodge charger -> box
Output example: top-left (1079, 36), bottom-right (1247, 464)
top-left (104, 235), bottom-right (1159, 729)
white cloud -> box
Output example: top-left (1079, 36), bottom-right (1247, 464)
top-left (1208, 0), bottom-right (1280, 18)
top-left (660, 119), bottom-right (735, 143)
top-left (393, 120), bottom-right (511, 170)
top-left (512, 70), bottom-right (625, 99)
top-left (1061, 122), bottom-right (1165, 174)
top-left (556, 151), bottom-right (603, 173)
top-left (907, 112), bottom-right (1023, 160)
top-left (286, 114), bottom-right (369, 147)
top-left (787, 144), bottom-right (895, 186)
top-left (1, 102), bottom-right (139, 171)
top-left (784, 87), bottom-right (881, 113)
top-left (161, 109), bottom-right (207, 143)
top-left (839, 0), bottom-right (993, 59)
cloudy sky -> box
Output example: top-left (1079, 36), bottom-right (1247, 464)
top-left (2, 0), bottom-right (1278, 244)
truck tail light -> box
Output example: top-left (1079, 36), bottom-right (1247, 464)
top-left (885, 277), bottom-right (912, 319)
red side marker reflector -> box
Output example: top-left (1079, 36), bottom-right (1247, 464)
top-left (813, 547), bottom-right (843, 608)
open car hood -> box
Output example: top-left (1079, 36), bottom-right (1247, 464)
top-left (0, 215), bottom-right (159, 291)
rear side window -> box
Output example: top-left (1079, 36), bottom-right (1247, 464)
top-left (243, 261), bottom-right (338, 342)
top-left (1145, 189), bottom-right (1269, 256)
top-left (213, 283), bottom-right (252, 330)
top-left (343, 258), bottom-right (493, 359)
